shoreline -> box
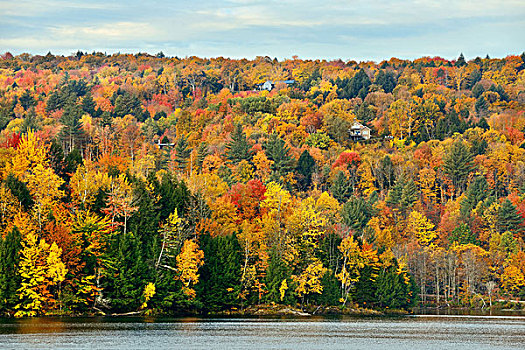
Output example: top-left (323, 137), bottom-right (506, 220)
top-left (3, 304), bottom-right (525, 320)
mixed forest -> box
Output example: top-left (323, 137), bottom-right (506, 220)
top-left (0, 51), bottom-right (525, 317)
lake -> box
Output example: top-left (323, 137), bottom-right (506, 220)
top-left (1, 315), bottom-right (525, 349)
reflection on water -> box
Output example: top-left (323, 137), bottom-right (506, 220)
top-left (1, 316), bottom-right (525, 350)
top-left (414, 307), bottom-right (525, 317)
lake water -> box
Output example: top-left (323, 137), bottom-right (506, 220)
top-left (1, 315), bottom-right (525, 349)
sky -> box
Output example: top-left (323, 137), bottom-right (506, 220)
top-left (0, 0), bottom-right (524, 61)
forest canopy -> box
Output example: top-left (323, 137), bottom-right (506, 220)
top-left (0, 51), bottom-right (524, 316)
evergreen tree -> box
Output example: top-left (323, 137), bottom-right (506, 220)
top-left (467, 69), bottom-right (482, 89)
top-left (460, 176), bottom-right (489, 218)
top-left (310, 269), bottom-right (340, 306)
top-left (375, 261), bottom-right (418, 309)
top-left (264, 250), bottom-right (294, 304)
top-left (196, 142), bottom-right (208, 173)
top-left (60, 101), bottom-right (84, 153)
top-left (113, 91), bottom-right (142, 118)
top-left (497, 199), bottom-right (524, 235)
top-left (488, 84), bottom-right (509, 101)
top-left (19, 90), bottom-right (35, 110)
top-left (64, 148), bottom-right (83, 177)
top-left (475, 95), bottom-right (489, 116)
top-left (218, 164), bottom-right (234, 186)
top-left (331, 171), bottom-right (352, 203)
top-left (387, 177), bottom-right (417, 214)
top-left (263, 133), bottom-right (295, 180)
top-left (455, 53), bottom-right (467, 67)
top-left (443, 140), bottom-right (475, 196)
top-left (400, 179), bottom-right (418, 211)
top-left (155, 172), bottom-right (191, 222)
top-left (296, 149), bottom-right (316, 191)
top-left (342, 197), bottom-right (373, 234)
top-left (376, 155), bottom-right (395, 192)
top-left (0, 226), bottom-right (22, 314)
top-left (470, 138), bottom-right (488, 156)
top-left (375, 70), bottom-right (396, 93)
top-left (128, 175), bottom-right (161, 262)
top-left (386, 179), bottom-right (403, 208)
top-left (4, 174), bottom-right (33, 211)
top-left (81, 92), bottom-right (97, 116)
top-left (350, 69), bottom-right (371, 99)
top-left (104, 232), bottom-right (148, 312)
top-left (448, 223), bottom-right (478, 246)
top-left (174, 135), bottom-right (192, 173)
top-left (100, 111), bottom-right (112, 126)
top-left (225, 124), bottom-right (252, 164)
top-left (196, 234), bottom-right (242, 311)
top-left (472, 82), bottom-right (485, 98)
top-left (353, 264), bottom-right (378, 306)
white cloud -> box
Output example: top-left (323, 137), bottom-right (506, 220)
top-left (51, 22), bottom-right (158, 40)
top-left (0, 0), bottom-right (523, 59)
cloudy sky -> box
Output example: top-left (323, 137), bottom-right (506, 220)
top-left (1, 0), bottom-right (524, 61)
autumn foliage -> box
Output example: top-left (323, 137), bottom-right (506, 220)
top-left (0, 52), bottom-right (525, 316)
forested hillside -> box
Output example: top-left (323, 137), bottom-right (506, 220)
top-left (0, 51), bottom-right (524, 317)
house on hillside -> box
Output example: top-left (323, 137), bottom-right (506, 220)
top-left (349, 121), bottom-right (371, 141)
top-left (155, 138), bottom-right (175, 149)
top-left (257, 80), bottom-right (295, 91)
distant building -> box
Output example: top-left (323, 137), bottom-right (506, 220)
top-left (155, 139), bottom-right (174, 149)
top-left (257, 80), bottom-right (295, 91)
top-left (349, 121), bottom-right (371, 140)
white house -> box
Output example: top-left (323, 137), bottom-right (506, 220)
top-left (258, 80), bottom-right (295, 91)
top-left (349, 121), bottom-right (371, 140)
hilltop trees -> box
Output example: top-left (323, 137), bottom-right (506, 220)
top-left (0, 52), bottom-right (524, 316)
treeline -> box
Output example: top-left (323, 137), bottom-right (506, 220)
top-left (0, 52), bottom-right (524, 316)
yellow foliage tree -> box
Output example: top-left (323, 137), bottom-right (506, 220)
top-left (252, 151), bottom-right (273, 182)
top-left (176, 239), bottom-right (204, 299)
top-left (293, 260), bottom-right (326, 300)
top-left (501, 251), bottom-right (525, 296)
top-left (6, 131), bottom-right (64, 227)
top-left (408, 210), bottom-right (436, 246)
top-left (140, 282), bottom-right (156, 309)
top-left (15, 225), bottom-right (67, 317)
top-left (70, 164), bottom-right (111, 209)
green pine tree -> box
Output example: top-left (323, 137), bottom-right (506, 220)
top-left (386, 179), bottom-right (403, 208)
top-left (455, 53), bottom-right (467, 67)
top-left (0, 226), bottom-right (22, 314)
top-left (81, 92), bottom-right (97, 116)
top-left (460, 176), bottom-right (489, 218)
top-left (311, 269), bottom-right (340, 306)
top-left (196, 234), bottom-right (242, 311)
top-left (331, 171), bottom-right (352, 203)
top-left (263, 133), bottom-right (295, 180)
top-left (377, 155), bottom-right (395, 192)
top-left (375, 261), bottom-right (417, 309)
top-left (342, 197), bottom-right (373, 234)
top-left (497, 199), bottom-right (524, 235)
top-left (4, 174), bottom-right (34, 211)
top-left (296, 149), bottom-right (316, 191)
top-left (225, 124), bottom-right (252, 164)
top-left (60, 101), bottom-right (84, 153)
top-left (104, 232), bottom-right (148, 312)
top-left (400, 179), bottom-right (418, 212)
top-left (443, 140), bottom-right (475, 196)
top-left (475, 95), bottom-right (489, 116)
top-left (174, 135), bottom-right (192, 173)
top-left (264, 250), bottom-right (294, 304)
top-left (448, 223), bottom-right (478, 246)
top-left (196, 142), bottom-right (209, 173)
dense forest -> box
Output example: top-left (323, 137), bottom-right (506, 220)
top-left (0, 51), bottom-right (524, 317)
